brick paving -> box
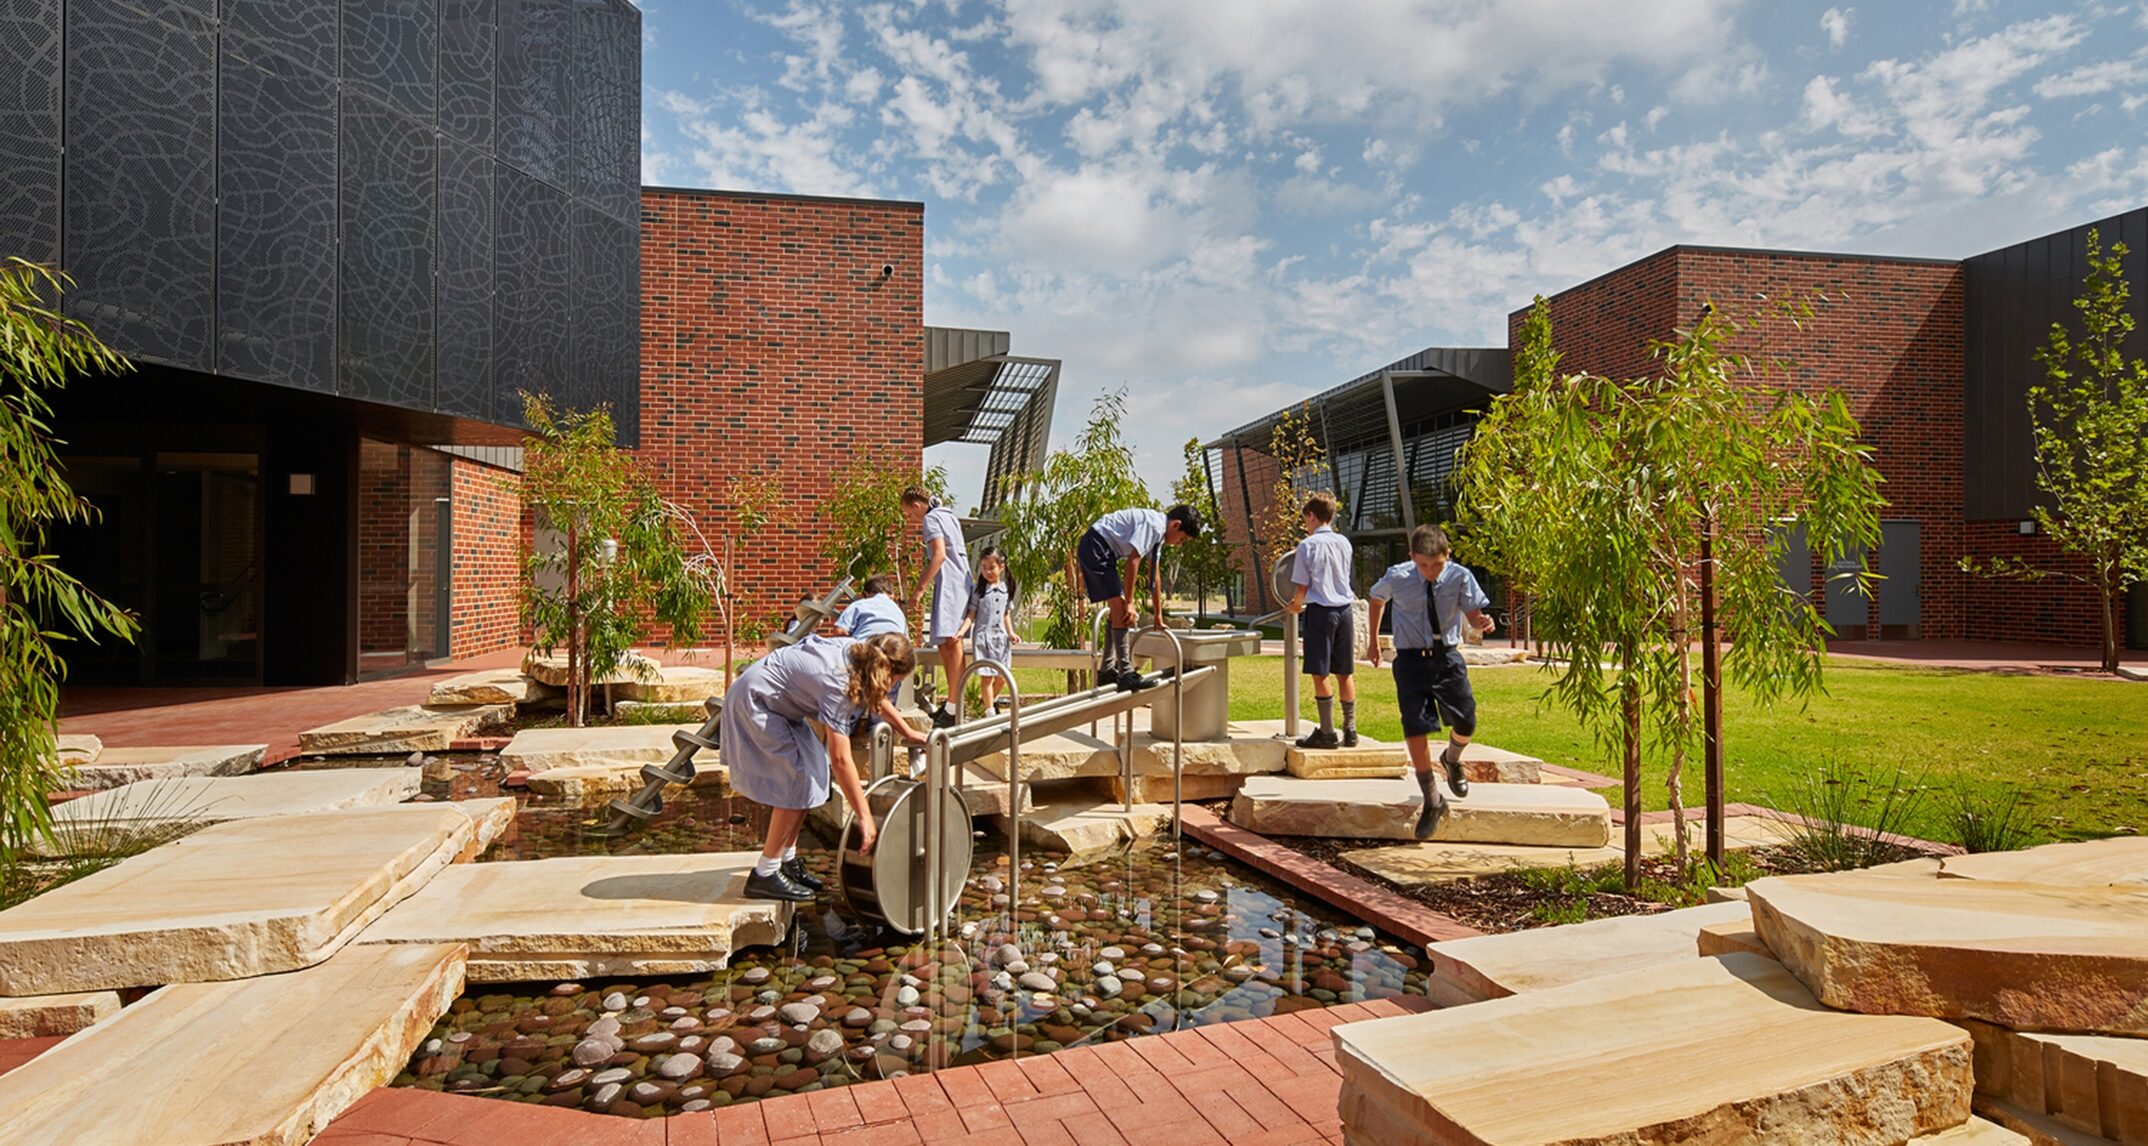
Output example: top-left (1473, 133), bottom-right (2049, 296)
top-left (308, 997), bottom-right (1433, 1145)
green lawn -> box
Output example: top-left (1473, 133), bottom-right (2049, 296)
top-left (1213, 655), bottom-right (2148, 844)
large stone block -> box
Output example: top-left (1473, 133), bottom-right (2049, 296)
top-left (0, 805), bottom-right (480, 993)
top-left (54, 734), bottom-right (101, 765)
top-left (0, 990), bottom-right (120, 1038)
top-left (1940, 837), bottom-right (2148, 888)
top-left (40, 769), bottom-right (421, 852)
top-left (523, 760), bottom-right (727, 804)
top-left (297, 705), bottom-right (509, 756)
top-left (499, 724), bottom-right (701, 772)
top-left (1108, 771), bottom-right (1243, 804)
top-left (1285, 740), bottom-right (1542, 783)
top-left (1962, 1020), bottom-right (2148, 1143)
top-left (1748, 872), bottom-right (2148, 1036)
top-left (521, 648), bottom-right (661, 687)
top-left (356, 854), bottom-right (789, 981)
top-left (1334, 953), bottom-right (1974, 1146)
top-left (613, 664), bottom-right (727, 703)
top-left (1345, 840), bottom-right (1625, 886)
top-left (1229, 775), bottom-right (1611, 847)
top-left (967, 728), bottom-right (1286, 782)
top-left (1912, 1120), bottom-right (2029, 1144)
top-left (1424, 900), bottom-right (1753, 1006)
top-left (425, 668), bottom-right (554, 706)
top-left (993, 799), bottom-right (1171, 858)
top-left (59, 744), bottom-right (266, 790)
top-left (0, 943), bottom-right (465, 1146)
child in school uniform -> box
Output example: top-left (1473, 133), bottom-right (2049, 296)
top-left (1283, 494), bottom-right (1357, 749)
top-left (722, 632), bottom-right (927, 902)
top-left (1077, 504), bottom-right (1205, 691)
top-left (958, 547), bottom-right (1018, 713)
top-left (901, 487), bottom-right (970, 727)
top-left (835, 574), bottom-right (907, 640)
top-left (1365, 524), bottom-right (1495, 839)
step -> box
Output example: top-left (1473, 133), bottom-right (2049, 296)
top-left (0, 943), bottom-right (464, 1146)
top-left (1423, 900), bottom-right (1753, 1006)
top-left (522, 648), bottom-right (661, 687)
top-left (40, 769), bottom-right (421, 853)
top-left (498, 723), bottom-right (701, 772)
top-left (1228, 775), bottom-right (1610, 846)
top-left (993, 798), bottom-right (1172, 859)
top-left (1915, 1119), bottom-right (2030, 1144)
top-left (1940, 837), bottom-right (2148, 888)
top-left (58, 743), bottom-right (266, 791)
top-left (1963, 1020), bottom-right (2148, 1143)
top-left (612, 664), bottom-right (727, 703)
top-left (523, 759), bottom-right (730, 803)
top-left (355, 853), bottom-right (790, 982)
top-left (0, 804), bottom-right (483, 994)
top-left (1334, 952), bottom-right (1974, 1145)
top-left (297, 704), bottom-right (510, 756)
top-left (1975, 1096), bottom-right (2120, 1145)
top-left (1748, 872), bottom-right (2148, 1036)
top-left (0, 990), bottom-right (120, 1038)
top-left (55, 734), bottom-right (101, 764)
top-left (426, 667), bottom-right (555, 706)
top-left (967, 727), bottom-right (1286, 783)
top-left (1284, 739), bottom-right (1542, 784)
top-left (1696, 916), bottom-right (1772, 959)
top-left (1340, 814), bottom-right (1801, 887)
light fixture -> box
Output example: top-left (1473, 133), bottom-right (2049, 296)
top-left (2018, 520), bottom-right (2036, 536)
top-left (289, 474), bottom-right (316, 496)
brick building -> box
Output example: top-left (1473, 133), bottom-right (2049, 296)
top-left (1209, 206), bottom-right (2148, 650)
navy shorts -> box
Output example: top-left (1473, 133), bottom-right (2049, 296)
top-left (1300, 603), bottom-right (1355, 677)
top-left (1077, 528), bottom-right (1124, 603)
top-left (1393, 646), bottom-right (1476, 738)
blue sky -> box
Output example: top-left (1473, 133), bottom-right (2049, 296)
top-left (637, 0), bottom-right (2148, 503)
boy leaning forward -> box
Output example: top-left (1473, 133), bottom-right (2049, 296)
top-left (1366, 524), bottom-right (1495, 840)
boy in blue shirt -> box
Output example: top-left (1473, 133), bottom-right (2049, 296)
top-left (835, 575), bottom-right (907, 640)
top-left (1366, 524), bottom-right (1494, 839)
top-left (1077, 504), bottom-right (1205, 691)
top-left (1282, 494), bottom-right (1357, 748)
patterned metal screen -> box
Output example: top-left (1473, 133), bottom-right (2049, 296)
top-left (1, 0), bottom-right (642, 438)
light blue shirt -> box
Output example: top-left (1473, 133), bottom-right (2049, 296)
top-left (1367, 562), bottom-right (1435, 649)
top-left (1092, 508), bottom-right (1166, 561)
top-left (1291, 524), bottom-right (1354, 607)
top-left (836, 594), bottom-right (905, 639)
top-left (921, 505), bottom-right (970, 577)
top-left (1428, 561), bottom-right (1491, 647)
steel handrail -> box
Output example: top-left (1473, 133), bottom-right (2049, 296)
top-left (923, 656), bottom-right (1020, 989)
top-left (1136, 623), bottom-right (1190, 840)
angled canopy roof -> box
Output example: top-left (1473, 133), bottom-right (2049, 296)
top-left (924, 326), bottom-right (1060, 513)
top-left (1205, 346), bottom-right (1511, 453)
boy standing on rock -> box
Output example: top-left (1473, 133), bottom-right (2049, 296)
top-left (1283, 493), bottom-right (1357, 749)
top-left (1365, 524), bottom-right (1494, 839)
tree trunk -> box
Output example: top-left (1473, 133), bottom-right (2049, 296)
top-left (1621, 642), bottom-right (1643, 890)
top-left (1669, 597), bottom-right (1691, 873)
top-left (566, 528), bottom-right (583, 728)
top-left (1701, 513), bottom-right (1725, 868)
top-left (2101, 563), bottom-right (2120, 674)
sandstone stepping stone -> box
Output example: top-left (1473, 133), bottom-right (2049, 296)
top-left (992, 799), bottom-right (1172, 858)
top-left (0, 990), bottom-right (120, 1038)
top-left (499, 724), bottom-right (700, 772)
top-left (1109, 771), bottom-right (1243, 804)
top-left (1344, 840), bottom-right (1625, 886)
top-left (968, 727), bottom-right (1286, 782)
top-left (426, 668), bottom-right (554, 706)
top-left (525, 759), bottom-right (728, 804)
top-left (297, 704), bottom-right (508, 756)
top-left (55, 734), bottom-right (101, 765)
top-left (1939, 837), bottom-right (2148, 888)
top-left (1334, 952), bottom-right (1973, 1145)
top-left (522, 648), bottom-right (660, 687)
top-left (1974, 1097), bottom-right (2114, 1145)
top-left (615, 665), bottom-right (727, 703)
top-left (1695, 916), bottom-right (1771, 959)
top-left (1424, 901), bottom-right (1752, 1006)
top-left (1911, 1119), bottom-right (2028, 1144)
top-left (355, 852), bottom-right (793, 982)
top-left (0, 942), bottom-right (464, 1146)
top-left (0, 805), bottom-right (481, 994)
top-left (1461, 646), bottom-right (1530, 666)
top-left (57, 744), bottom-right (265, 791)
top-left (1962, 1019), bottom-right (2148, 1143)
top-left (1285, 739), bottom-right (1542, 784)
top-left (1230, 775), bottom-right (1610, 847)
top-left (40, 769), bottom-right (421, 852)
top-left (1748, 872), bottom-right (2148, 1036)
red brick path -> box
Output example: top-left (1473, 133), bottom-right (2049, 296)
top-left (313, 996), bottom-right (1434, 1145)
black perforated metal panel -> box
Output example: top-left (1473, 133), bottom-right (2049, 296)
top-left (341, 94), bottom-right (437, 409)
top-left (63, 0), bottom-right (216, 368)
top-left (496, 167), bottom-right (571, 400)
top-left (573, 0), bottom-right (638, 224)
top-left (344, 0), bottom-right (438, 122)
top-left (2, 0), bottom-right (59, 113)
top-left (497, 0), bottom-right (571, 189)
top-left (220, 0), bottom-right (338, 77)
top-left (439, 0), bottom-right (496, 149)
top-left (437, 143), bottom-right (495, 421)
top-left (572, 204), bottom-right (637, 427)
top-left (217, 34), bottom-right (337, 388)
top-left (0, 0), bottom-right (61, 266)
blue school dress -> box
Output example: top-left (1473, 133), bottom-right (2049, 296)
top-left (969, 582), bottom-right (1012, 672)
top-left (922, 506), bottom-right (971, 643)
top-left (720, 636), bottom-right (866, 810)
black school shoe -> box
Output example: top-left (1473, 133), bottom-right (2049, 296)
top-left (782, 857), bottom-right (824, 892)
top-left (1294, 728), bottom-right (1339, 750)
top-left (1443, 744), bottom-right (1471, 798)
top-left (1341, 729), bottom-right (1359, 748)
top-left (930, 705), bottom-right (958, 729)
top-left (1115, 666), bottom-right (1155, 692)
top-left (743, 867), bottom-right (817, 902)
top-left (1414, 792), bottom-right (1448, 840)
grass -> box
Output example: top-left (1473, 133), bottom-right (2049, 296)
top-left (1219, 654), bottom-right (2148, 842)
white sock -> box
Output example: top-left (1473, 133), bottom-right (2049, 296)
top-left (753, 854), bottom-right (781, 877)
top-left (780, 844), bottom-right (797, 862)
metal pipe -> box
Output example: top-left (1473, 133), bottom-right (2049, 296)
top-left (941, 656), bottom-right (1021, 951)
top-left (1137, 624), bottom-right (1190, 837)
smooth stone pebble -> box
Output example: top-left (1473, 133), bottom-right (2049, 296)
top-left (1018, 972), bottom-right (1057, 992)
top-left (749, 1038), bottom-right (786, 1055)
top-left (1096, 976), bottom-right (1123, 998)
top-left (658, 1054), bottom-right (701, 1081)
top-left (778, 1002), bottom-right (819, 1025)
top-left (571, 1038), bottom-right (616, 1067)
top-left (706, 1052), bottom-right (746, 1075)
top-left (842, 1008), bottom-right (873, 1028)
top-left (589, 1082), bottom-right (621, 1107)
top-left (1092, 961), bottom-right (1115, 977)
top-left (806, 1029), bottom-right (844, 1060)
top-left (681, 1100), bottom-right (712, 1113)
top-left (896, 985), bottom-right (919, 1006)
top-left (1100, 947), bottom-right (1126, 960)
top-left (591, 1067), bottom-right (632, 1086)
top-left (601, 992), bottom-right (627, 1012)
top-left (549, 1068), bottom-right (589, 1091)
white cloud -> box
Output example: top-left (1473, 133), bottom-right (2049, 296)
top-left (2035, 52), bottom-right (2148, 99)
top-left (1821, 7), bottom-right (1853, 49)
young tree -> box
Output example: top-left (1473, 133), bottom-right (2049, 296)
top-left (1964, 229), bottom-right (2148, 674)
top-left (820, 445), bottom-right (949, 603)
top-left (1251, 402), bottom-right (1335, 610)
top-left (1, 258), bottom-right (138, 859)
top-left (1168, 437), bottom-right (1232, 620)
top-left (717, 472), bottom-right (785, 684)
top-left (995, 389), bottom-right (1152, 648)
top-left (1459, 296), bottom-right (1561, 645)
top-left (1455, 301), bottom-right (1884, 884)
top-left (520, 393), bottom-right (712, 727)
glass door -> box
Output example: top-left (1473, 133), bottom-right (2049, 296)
top-left (152, 452), bottom-right (263, 682)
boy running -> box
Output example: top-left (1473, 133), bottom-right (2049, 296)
top-left (1077, 505), bottom-right (1204, 691)
top-left (1283, 494), bottom-right (1356, 748)
top-left (1366, 524), bottom-right (1495, 839)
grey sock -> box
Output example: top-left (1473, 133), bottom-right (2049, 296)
top-left (1110, 626), bottom-right (1130, 670)
top-left (1415, 768), bottom-right (1436, 794)
top-left (1443, 740), bottom-right (1464, 765)
top-left (1317, 695), bottom-right (1334, 733)
top-left (1342, 701), bottom-right (1356, 735)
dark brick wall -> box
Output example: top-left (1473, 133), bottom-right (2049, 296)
top-left (448, 455), bottom-right (524, 658)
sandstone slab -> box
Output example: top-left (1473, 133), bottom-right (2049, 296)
top-left (524, 760), bottom-right (727, 803)
top-left (613, 664), bottom-right (727, 703)
top-left (356, 854), bottom-right (789, 981)
top-left (0, 943), bottom-right (465, 1146)
top-left (1912, 1119), bottom-right (2030, 1144)
top-left (1964, 1019), bottom-right (2148, 1143)
top-left (994, 799), bottom-right (1171, 858)
top-left (968, 727), bottom-right (1287, 782)
top-left (1334, 952), bottom-right (1973, 1145)
top-left (1748, 872), bottom-right (2148, 1036)
top-left (1975, 1097), bottom-right (2117, 1145)
top-left (0, 990), bottom-right (120, 1038)
top-left (1346, 840), bottom-right (1625, 885)
top-left (42, 769), bottom-right (421, 849)
top-left (0, 805), bottom-right (480, 993)
top-left (1940, 837), bottom-right (2148, 888)
top-left (60, 744), bottom-right (265, 790)
top-left (522, 648), bottom-right (660, 687)
top-left (1108, 771), bottom-right (1243, 804)
top-left (1461, 645), bottom-right (1530, 666)
top-left (425, 668), bottom-right (553, 707)
top-left (499, 724), bottom-right (700, 772)
top-left (297, 705), bottom-right (508, 756)
top-left (1424, 901), bottom-right (1753, 1006)
top-left (1285, 740), bottom-right (1542, 784)
top-left (54, 734), bottom-right (101, 765)
top-left (1229, 775), bottom-right (1611, 847)
top-left (1696, 917), bottom-right (1772, 959)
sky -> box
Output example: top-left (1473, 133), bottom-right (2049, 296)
top-left (636, 0), bottom-right (2148, 505)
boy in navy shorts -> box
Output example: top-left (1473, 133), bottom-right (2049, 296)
top-left (1283, 494), bottom-right (1357, 748)
top-left (1366, 524), bottom-right (1494, 838)
top-left (1077, 504), bottom-right (1204, 691)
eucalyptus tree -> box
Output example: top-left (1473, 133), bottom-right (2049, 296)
top-left (995, 389), bottom-right (1151, 649)
top-left (1169, 437), bottom-right (1233, 619)
top-left (819, 446), bottom-right (947, 600)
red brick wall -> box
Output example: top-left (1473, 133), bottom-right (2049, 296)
top-left (1217, 443), bottom-right (1284, 613)
top-left (1514, 248), bottom-right (1680, 384)
top-left (1958, 522), bottom-right (2106, 645)
top-left (637, 188), bottom-right (925, 640)
top-left (355, 441), bottom-right (451, 657)
top-left (448, 456), bottom-right (524, 658)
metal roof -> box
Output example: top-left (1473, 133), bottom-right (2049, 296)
top-left (924, 326), bottom-right (1060, 513)
top-left (1206, 346), bottom-right (1511, 451)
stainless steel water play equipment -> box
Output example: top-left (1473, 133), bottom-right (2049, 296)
top-left (835, 773), bottom-right (974, 935)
